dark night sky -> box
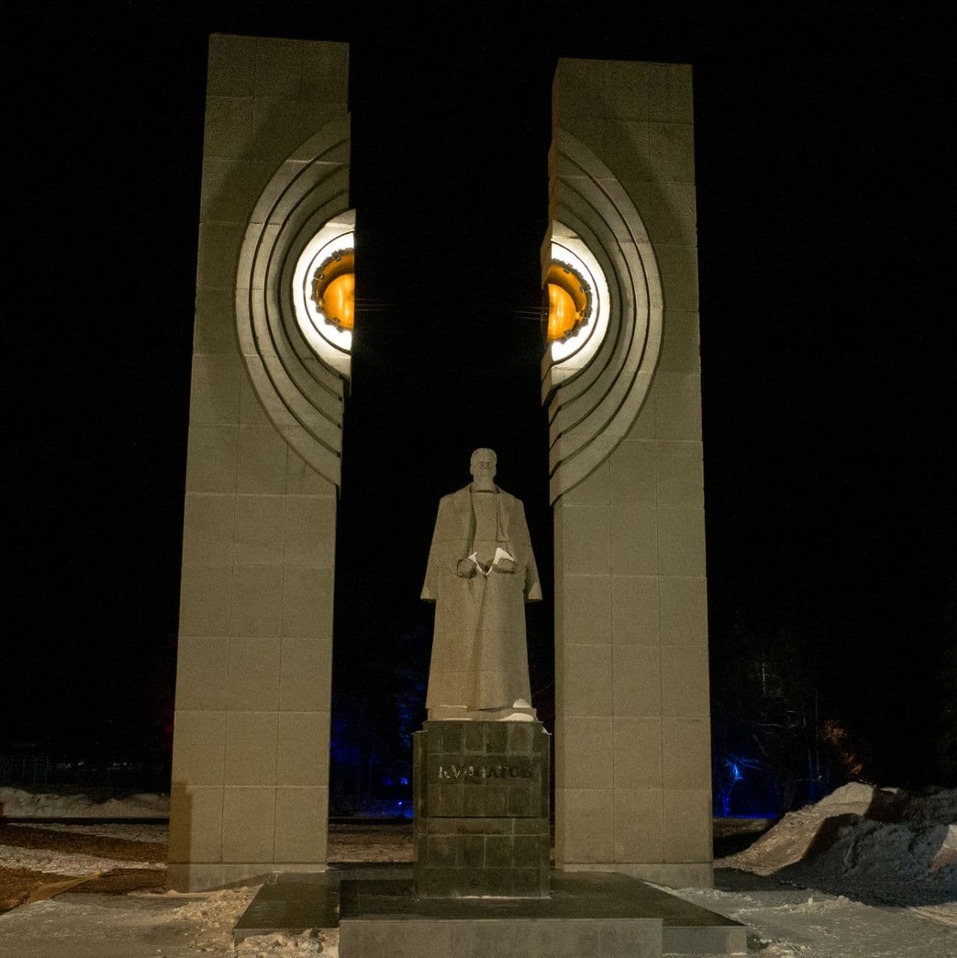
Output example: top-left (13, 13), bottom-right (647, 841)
top-left (3, 3), bottom-right (954, 789)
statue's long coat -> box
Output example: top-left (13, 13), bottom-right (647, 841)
top-left (421, 485), bottom-right (541, 711)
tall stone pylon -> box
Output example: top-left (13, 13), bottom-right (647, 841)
top-left (169, 35), bottom-right (352, 890)
top-left (544, 58), bottom-right (712, 887)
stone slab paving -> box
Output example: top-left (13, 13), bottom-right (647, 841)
top-left (234, 866), bottom-right (747, 956)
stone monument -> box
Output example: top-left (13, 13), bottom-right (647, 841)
top-left (215, 46), bottom-right (744, 958)
top-left (421, 448), bottom-right (540, 721)
top-left (172, 37), bottom-right (712, 904)
top-left (169, 35), bottom-right (351, 891)
top-left (414, 450), bottom-right (551, 897)
top-left (544, 58), bottom-right (713, 888)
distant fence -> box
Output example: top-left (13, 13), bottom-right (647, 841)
top-left (0, 754), bottom-right (171, 797)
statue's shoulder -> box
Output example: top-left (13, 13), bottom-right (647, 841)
top-left (438, 486), bottom-right (471, 509)
top-left (496, 487), bottom-right (520, 508)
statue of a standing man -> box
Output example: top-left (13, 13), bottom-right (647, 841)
top-left (421, 449), bottom-right (541, 721)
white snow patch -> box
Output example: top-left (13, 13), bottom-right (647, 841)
top-left (165, 886), bottom-right (258, 924)
top-left (0, 787), bottom-right (168, 819)
top-left (0, 844), bottom-right (164, 878)
top-left (669, 883), bottom-right (957, 958)
top-left (236, 928), bottom-right (338, 957)
top-left (7, 821), bottom-right (168, 844)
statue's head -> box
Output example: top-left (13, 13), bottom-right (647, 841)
top-left (470, 448), bottom-right (497, 486)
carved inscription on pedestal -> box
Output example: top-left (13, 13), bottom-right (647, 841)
top-left (437, 762), bottom-right (535, 781)
top-left (414, 720), bottom-right (552, 898)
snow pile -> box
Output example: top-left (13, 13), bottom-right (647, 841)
top-left (236, 928), bottom-right (338, 957)
top-left (722, 783), bottom-right (888, 874)
top-left (0, 787), bottom-right (168, 819)
top-left (164, 887), bottom-right (260, 948)
top-left (721, 783), bottom-right (957, 905)
top-left (157, 890), bottom-right (338, 957)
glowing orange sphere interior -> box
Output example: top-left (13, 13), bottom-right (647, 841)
top-left (311, 250), bottom-right (355, 330)
top-left (545, 263), bottom-right (589, 341)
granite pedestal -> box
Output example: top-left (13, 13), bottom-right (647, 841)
top-left (413, 720), bottom-right (550, 898)
top-left (234, 866), bottom-right (749, 957)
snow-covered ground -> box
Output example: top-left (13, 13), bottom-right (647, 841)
top-left (0, 787), bottom-right (168, 820)
top-left (0, 783), bottom-right (954, 957)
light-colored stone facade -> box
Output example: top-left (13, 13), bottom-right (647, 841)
top-left (549, 59), bottom-right (712, 887)
top-left (169, 35), bottom-right (349, 891)
top-left (171, 44), bottom-right (710, 891)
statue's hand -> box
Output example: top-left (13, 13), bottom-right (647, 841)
top-left (456, 559), bottom-right (477, 577)
top-left (493, 558), bottom-right (517, 573)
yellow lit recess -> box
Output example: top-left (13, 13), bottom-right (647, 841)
top-left (545, 263), bottom-right (590, 341)
top-left (311, 250), bottom-right (355, 330)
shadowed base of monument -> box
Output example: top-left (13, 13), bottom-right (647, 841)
top-left (233, 866), bottom-right (747, 957)
top-left (233, 718), bottom-right (743, 955)
top-left (413, 720), bottom-right (551, 898)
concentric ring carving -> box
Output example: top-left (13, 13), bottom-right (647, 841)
top-left (543, 129), bottom-right (664, 504)
top-left (235, 116), bottom-right (352, 489)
